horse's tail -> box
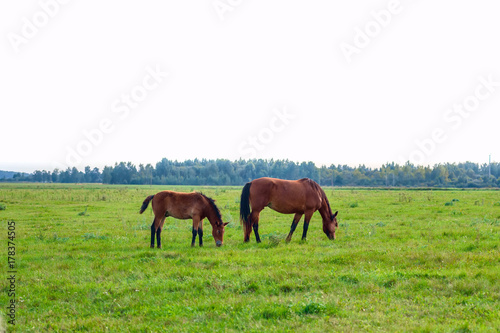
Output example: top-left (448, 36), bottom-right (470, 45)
top-left (239, 182), bottom-right (252, 230)
top-left (140, 195), bottom-right (154, 214)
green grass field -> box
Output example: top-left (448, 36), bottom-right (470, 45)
top-left (0, 184), bottom-right (499, 332)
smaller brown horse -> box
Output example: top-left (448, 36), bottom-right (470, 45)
top-left (240, 177), bottom-right (338, 243)
top-left (140, 191), bottom-right (228, 248)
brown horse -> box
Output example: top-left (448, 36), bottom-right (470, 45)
top-left (240, 177), bottom-right (338, 243)
top-left (140, 191), bottom-right (228, 248)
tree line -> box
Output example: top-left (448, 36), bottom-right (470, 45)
top-left (6, 158), bottom-right (500, 188)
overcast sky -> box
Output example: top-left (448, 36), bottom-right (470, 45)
top-left (1, 0), bottom-right (499, 173)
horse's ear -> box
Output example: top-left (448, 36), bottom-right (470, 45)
top-left (223, 222), bottom-right (229, 226)
top-left (332, 211), bottom-right (338, 219)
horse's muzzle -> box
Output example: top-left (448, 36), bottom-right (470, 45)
top-left (216, 240), bottom-right (222, 247)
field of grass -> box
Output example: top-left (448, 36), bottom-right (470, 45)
top-left (0, 183), bottom-right (499, 332)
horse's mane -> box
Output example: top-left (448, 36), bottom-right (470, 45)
top-left (198, 192), bottom-right (223, 223)
top-left (304, 178), bottom-right (333, 218)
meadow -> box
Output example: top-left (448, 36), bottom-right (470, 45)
top-left (0, 183), bottom-right (499, 332)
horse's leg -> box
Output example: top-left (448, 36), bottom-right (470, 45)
top-left (150, 219), bottom-right (156, 248)
top-left (301, 211), bottom-right (314, 241)
top-left (156, 217), bottom-right (165, 249)
top-left (253, 223), bottom-right (261, 243)
top-left (286, 213), bottom-right (303, 242)
top-left (191, 227), bottom-right (198, 247)
top-left (244, 210), bottom-right (256, 242)
top-left (191, 215), bottom-right (201, 247)
top-left (198, 219), bottom-right (204, 247)
top-left (250, 211), bottom-right (262, 243)
top-left (244, 215), bottom-right (251, 243)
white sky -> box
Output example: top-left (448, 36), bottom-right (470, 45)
top-left (1, 0), bottom-right (499, 173)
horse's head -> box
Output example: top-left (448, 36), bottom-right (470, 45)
top-left (323, 211), bottom-right (338, 240)
top-left (213, 221), bottom-right (229, 247)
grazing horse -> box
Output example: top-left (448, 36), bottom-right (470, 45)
top-left (240, 177), bottom-right (338, 243)
top-left (140, 191), bottom-right (228, 248)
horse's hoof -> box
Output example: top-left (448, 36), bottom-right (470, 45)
top-left (191, 243), bottom-right (195, 247)
top-left (150, 245), bottom-right (154, 248)
top-left (157, 245), bottom-right (162, 249)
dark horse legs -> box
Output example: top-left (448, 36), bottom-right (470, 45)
top-left (286, 220), bottom-right (298, 242)
top-left (150, 222), bottom-right (155, 248)
top-left (191, 217), bottom-right (204, 247)
top-left (191, 227), bottom-right (197, 246)
top-left (301, 220), bottom-right (310, 240)
top-left (286, 213), bottom-right (312, 241)
top-left (150, 221), bottom-right (163, 248)
top-left (191, 227), bottom-right (204, 247)
top-left (156, 227), bottom-right (162, 248)
top-left (300, 212), bottom-right (314, 241)
top-left (250, 211), bottom-right (261, 243)
top-left (286, 218), bottom-right (310, 241)
top-left (286, 213), bottom-right (303, 242)
top-left (253, 223), bottom-right (261, 243)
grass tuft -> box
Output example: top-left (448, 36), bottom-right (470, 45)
top-left (298, 301), bottom-right (326, 315)
top-left (82, 233), bottom-right (108, 241)
top-left (338, 275), bottom-right (359, 285)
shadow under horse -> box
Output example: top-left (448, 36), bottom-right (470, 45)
top-left (239, 177), bottom-right (338, 243)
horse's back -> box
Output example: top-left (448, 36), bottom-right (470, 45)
top-left (152, 191), bottom-right (204, 219)
top-left (250, 177), bottom-right (321, 214)
top-left (253, 177), bottom-right (314, 194)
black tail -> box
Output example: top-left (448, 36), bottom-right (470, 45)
top-left (140, 195), bottom-right (154, 214)
top-left (240, 182), bottom-right (252, 228)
